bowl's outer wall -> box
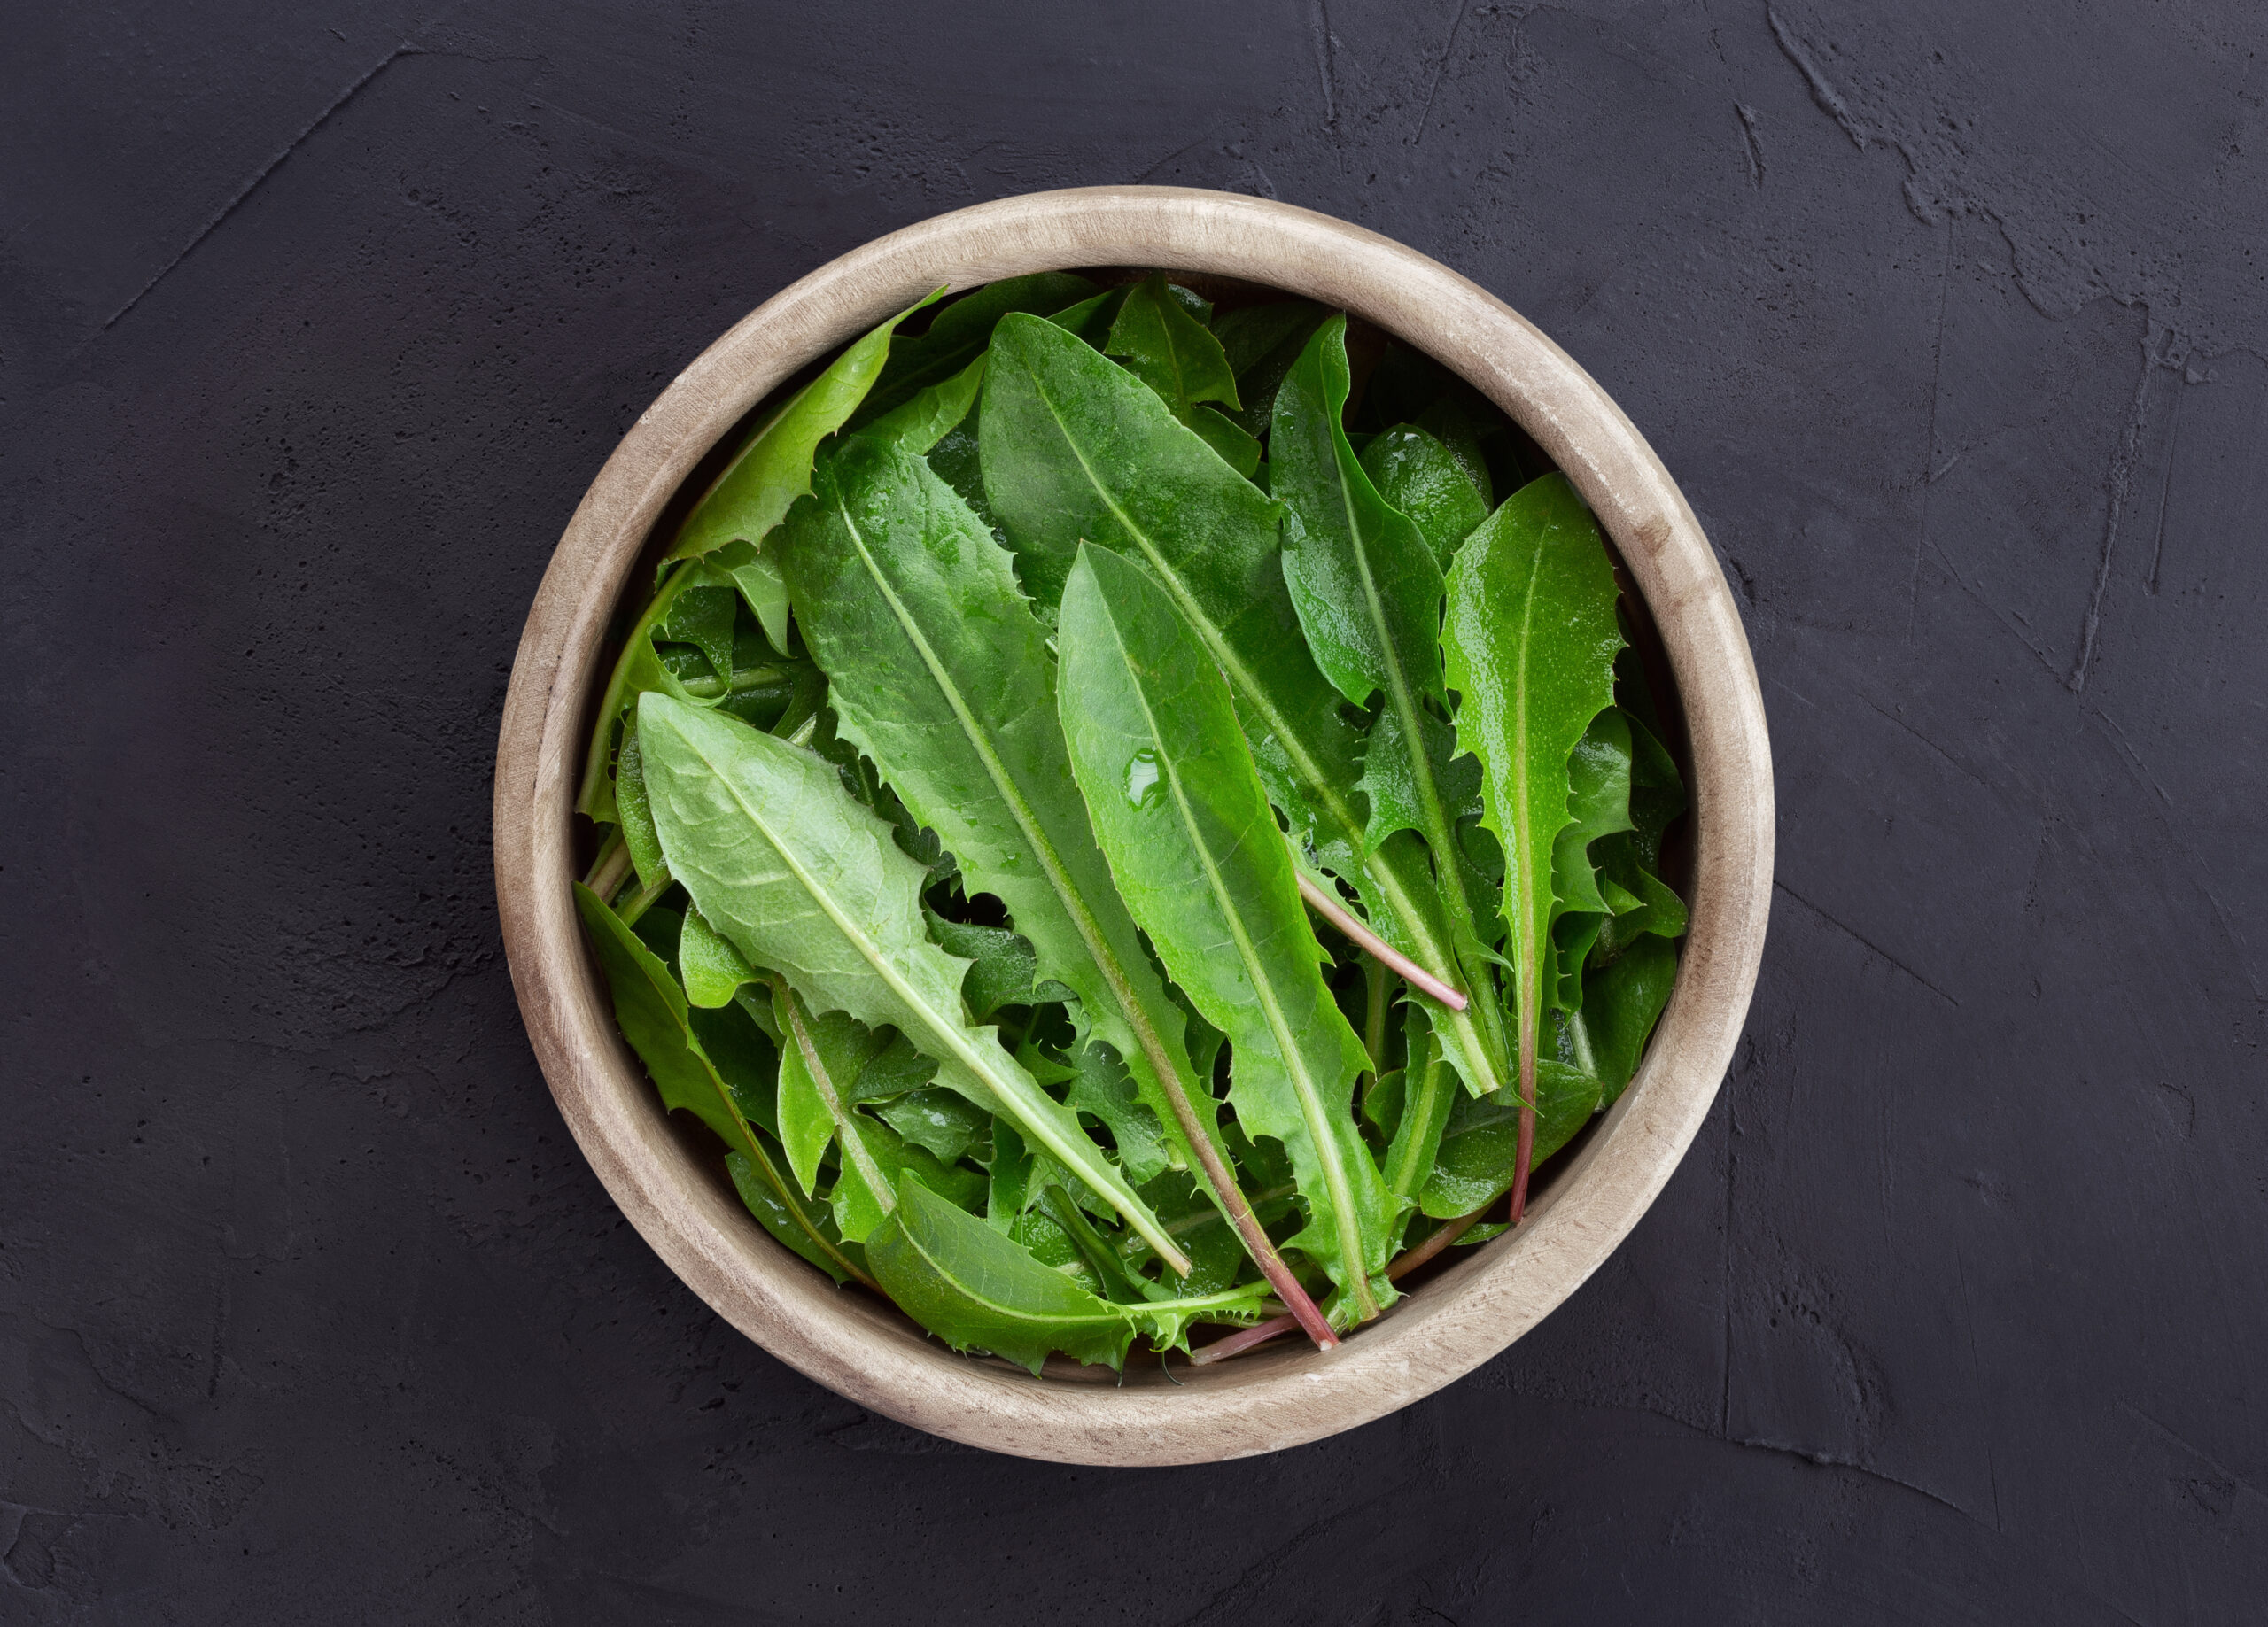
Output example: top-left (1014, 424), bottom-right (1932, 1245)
top-left (493, 187), bottom-right (1773, 1465)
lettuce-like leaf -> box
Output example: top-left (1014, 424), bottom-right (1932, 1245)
top-left (1057, 545), bottom-right (1397, 1322)
top-left (635, 691), bottom-right (1187, 1272)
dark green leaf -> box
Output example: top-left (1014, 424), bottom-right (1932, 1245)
top-left (1572, 934), bottom-right (1678, 1104)
top-left (726, 1151), bottom-right (863, 1286)
top-left (924, 912), bottom-right (1042, 1021)
top-left (979, 312), bottom-right (1493, 1104)
top-left (1274, 314), bottom-right (1516, 1103)
top-left (771, 981), bottom-right (889, 1220)
top-left (859, 354), bottom-right (985, 456)
top-left (1184, 406), bottom-right (1262, 477)
top-left (1210, 300), bottom-right (1330, 438)
top-left (876, 1086), bottom-right (991, 1166)
top-left (847, 1032), bottom-right (940, 1104)
top-left (615, 723), bottom-right (669, 892)
top-left (866, 1178), bottom-right (1266, 1375)
top-left (1383, 1011), bottom-right (1456, 1207)
top-left (573, 883), bottom-right (864, 1282)
top-left (1106, 275), bottom-right (1242, 417)
top-left (1045, 286), bottom-right (1130, 347)
top-left (1065, 1042), bottom-right (1171, 1187)
top-left (669, 290), bottom-right (944, 647)
top-left (1419, 1059), bottom-right (1602, 1219)
top-left (857, 273), bottom-right (1099, 425)
top-left (1359, 424), bottom-right (1488, 566)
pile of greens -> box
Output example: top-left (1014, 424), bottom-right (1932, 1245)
top-left (573, 271), bottom-right (1687, 1370)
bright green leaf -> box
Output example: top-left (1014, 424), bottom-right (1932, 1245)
top-left (1057, 545), bottom-right (1397, 1321)
top-left (1442, 472), bottom-right (1624, 1122)
top-left (635, 692), bottom-right (1186, 1272)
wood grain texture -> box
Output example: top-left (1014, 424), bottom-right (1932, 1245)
top-left (492, 186), bottom-right (1774, 1465)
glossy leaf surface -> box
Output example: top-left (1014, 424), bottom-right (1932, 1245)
top-left (1441, 472), bottom-right (1625, 1108)
top-left (1057, 546), bottom-right (1395, 1319)
top-left (1274, 314), bottom-right (1513, 1100)
top-left (855, 272), bottom-right (1097, 425)
top-left (1105, 275), bottom-right (1241, 417)
top-left (1360, 423), bottom-right (1488, 566)
top-left (1419, 1058), bottom-right (1602, 1219)
top-left (669, 290), bottom-right (943, 646)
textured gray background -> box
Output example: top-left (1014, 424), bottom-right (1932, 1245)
top-left (5, 2), bottom-right (2264, 1621)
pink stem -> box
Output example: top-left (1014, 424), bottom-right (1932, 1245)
top-left (1188, 1313), bottom-right (1301, 1366)
top-left (1185, 1205), bottom-right (1499, 1366)
top-left (1293, 872), bottom-right (1468, 1011)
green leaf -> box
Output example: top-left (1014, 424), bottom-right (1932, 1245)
top-left (1383, 1009), bottom-right (1456, 1207)
top-left (859, 355), bottom-right (985, 457)
top-left (679, 902), bottom-right (757, 1008)
top-left (1065, 1042), bottom-right (1171, 1187)
top-left (856, 272), bottom-right (1099, 425)
top-left (668, 290), bottom-right (945, 647)
top-left (866, 1178), bottom-right (1267, 1375)
top-left (1274, 314), bottom-right (1517, 1099)
top-left (1544, 709), bottom-right (1635, 1009)
top-left (1131, 1173), bottom-right (1250, 1296)
top-left (924, 911), bottom-right (1043, 1021)
top-left (774, 436), bottom-right (1236, 1243)
top-left (1550, 709), bottom-right (1635, 920)
top-left (1414, 393), bottom-right (1500, 509)
top-left (876, 1086), bottom-right (991, 1166)
top-left (572, 883), bottom-right (866, 1283)
top-left (1441, 472), bottom-right (1625, 1109)
top-left (1185, 406), bottom-right (1262, 478)
top-left (1211, 300), bottom-right (1330, 438)
top-left (1045, 286), bottom-right (1130, 347)
top-left (656, 573), bottom-right (740, 690)
top-left (726, 1151), bottom-right (864, 1286)
top-left (1571, 934), bottom-right (1679, 1104)
top-left (1624, 706), bottom-right (1688, 866)
top-left (688, 999), bottom-right (782, 1135)
top-left (1057, 545), bottom-right (1397, 1320)
top-left (576, 560), bottom-right (739, 825)
top-left (978, 310), bottom-right (1511, 1112)
top-left (847, 1032), bottom-right (939, 1104)
top-left (1359, 424), bottom-right (1488, 567)
top-left (615, 723), bottom-right (669, 892)
top-left (770, 981), bottom-right (883, 1205)
top-left (1354, 701), bottom-right (1481, 856)
top-left (634, 691), bottom-right (1188, 1272)
top-left (1419, 1058), bottom-right (1604, 1219)
top-left (1106, 275), bottom-right (1242, 416)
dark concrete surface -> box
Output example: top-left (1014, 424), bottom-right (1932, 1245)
top-left (5, 3), bottom-right (2264, 1620)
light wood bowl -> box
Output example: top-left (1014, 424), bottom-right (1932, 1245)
top-left (493, 186), bottom-right (1773, 1465)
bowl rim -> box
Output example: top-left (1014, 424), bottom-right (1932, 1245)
top-left (493, 184), bottom-right (1773, 1466)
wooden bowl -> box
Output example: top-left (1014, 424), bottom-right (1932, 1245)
top-left (493, 186), bottom-right (1773, 1465)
